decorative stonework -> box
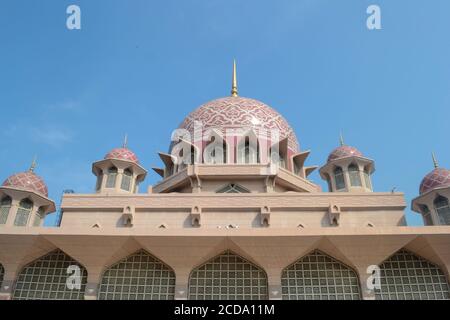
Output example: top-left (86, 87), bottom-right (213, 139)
top-left (2, 171), bottom-right (48, 197)
top-left (178, 97), bottom-right (300, 152)
top-left (327, 145), bottom-right (363, 163)
top-left (104, 148), bottom-right (139, 164)
top-left (420, 167), bottom-right (450, 195)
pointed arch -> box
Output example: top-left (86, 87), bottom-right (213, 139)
top-left (333, 166), bottom-right (345, 191)
top-left (237, 130), bottom-right (260, 164)
top-left (375, 249), bottom-right (450, 300)
top-left (434, 195), bottom-right (450, 225)
top-left (0, 196), bottom-right (12, 225)
top-left (281, 250), bottom-right (361, 300)
top-left (0, 263), bottom-right (4, 288)
top-left (105, 166), bottom-right (118, 188)
top-left (12, 249), bottom-right (87, 300)
top-left (348, 163), bottom-right (362, 187)
top-left (98, 249), bottom-right (176, 300)
top-left (188, 250), bottom-right (268, 300)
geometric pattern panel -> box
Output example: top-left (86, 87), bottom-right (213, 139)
top-left (420, 168), bottom-right (450, 195)
top-left (12, 249), bottom-right (87, 300)
top-left (281, 250), bottom-right (361, 300)
top-left (178, 97), bottom-right (299, 152)
top-left (104, 148), bottom-right (139, 164)
top-left (188, 250), bottom-right (268, 300)
top-left (2, 171), bottom-right (48, 197)
top-left (375, 250), bottom-right (450, 300)
top-left (328, 145), bottom-right (363, 163)
top-left (98, 250), bottom-right (175, 300)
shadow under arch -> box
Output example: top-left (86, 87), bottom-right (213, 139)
top-left (375, 248), bottom-right (450, 300)
top-left (0, 263), bottom-right (4, 288)
top-left (12, 249), bottom-right (88, 300)
top-left (281, 249), bottom-right (362, 300)
top-left (188, 249), bottom-right (268, 300)
top-left (97, 249), bottom-right (176, 300)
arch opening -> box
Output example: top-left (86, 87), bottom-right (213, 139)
top-left (12, 249), bottom-right (87, 300)
top-left (98, 249), bottom-right (176, 300)
top-left (375, 249), bottom-right (450, 300)
top-left (281, 250), bottom-right (361, 300)
top-left (188, 250), bottom-right (268, 300)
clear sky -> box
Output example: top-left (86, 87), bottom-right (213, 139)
top-left (0, 0), bottom-right (449, 226)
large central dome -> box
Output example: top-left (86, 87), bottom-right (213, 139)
top-left (178, 96), bottom-right (299, 152)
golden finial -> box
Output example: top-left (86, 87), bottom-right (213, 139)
top-left (432, 152), bottom-right (439, 168)
top-left (339, 132), bottom-right (345, 146)
top-left (231, 59), bottom-right (238, 97)
top-left (123, 134), bottom-right (128, 148)
top-left (29, 155), bottom-right (37, 172)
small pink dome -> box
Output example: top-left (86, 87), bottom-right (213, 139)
top-left (419, 167), bottom-right (450, 195)
top-left (327, 145), bottom-right (363, 162)
top-left (104, 148), bottom-right (139, 164)
top-left (2, 171), bottom-right (49, 197)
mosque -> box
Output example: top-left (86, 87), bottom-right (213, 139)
top-left (0, 62), bottom-right (449, 300)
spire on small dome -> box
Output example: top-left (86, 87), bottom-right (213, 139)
top-left (432, 152), bottom-right (439, 169)
top-left (29, 155), bottom-right (37, 173)
top-left (231, 59), bottom-right (238, 97)
top-left (339, 132), bottom-right (345, 146)
top-left (123, 134), bottom-right (128, 148)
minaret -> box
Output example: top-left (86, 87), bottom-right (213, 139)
top-left (92, 136), bottom-right (147, 194)
top-left (412, 152), bottom-right (450, 226)
top-left (319, 135), bottom-right (375, 193)
top-left (231, 59), bottom-right (238, 97)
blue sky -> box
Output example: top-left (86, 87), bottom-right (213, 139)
top-left (0, 0), bottom-right (449, 226)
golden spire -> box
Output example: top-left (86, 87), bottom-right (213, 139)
top-left (231, 59), bottom-right (238, 97)
top-left (432, 152), bottom-right (439, 168)
top-left (123, 134), bottom-right (128, 148)
top-left (339, 132), bottom-right (345, 146)
top-left (29, 155), bottom-right (37, 173)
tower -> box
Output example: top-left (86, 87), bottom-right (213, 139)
top-left (0, 158), bottom-right (55, 227)
top-left (319, 136), bottom-right (375, 193)
top-left (412, 153), bottom-right (450, 225)
top-left (92, 136), bottom-right (147, 194)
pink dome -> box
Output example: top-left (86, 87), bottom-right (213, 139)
top-left (419, 167), bottom-right (450, 195)
top-left (178, 96), bottom-right (299, 152)
top-left (327, 145), bottom-right (363, 163)
top-left (105, 148), bottom-right (139, 164)
top-left (2, 171), bottom-right (49, 197)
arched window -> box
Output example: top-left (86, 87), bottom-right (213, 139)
top-left (105, 167), bottom-right (118, 188)
top-left (0, 196), bottom-right (12, 225)
top-left (98, 250), bottom-right (175, 300)
top-left (334, 167), bottom-right (345, 191)
top-left (205, 137), bottom-right (227, 164)
top-left (0, 263), bottom-right (4, 288)
top-left (434, 195), bottom-right (450, 225)
top-left (189, 251), bottom-right (268, 300)
top-left (238, 137), bottom-right (259, 164)
top-left (376, 249), bottom-right (450, 300)
top-left (282, 250), bottom-right (361, 300)
top-left (363, 167), bottom-right (372, 190)
top-left (33, 207), bottom-right (45, 227)
top-left (14, 199), bottom-right (33, 227)
top-left (13, 249), bottom-right (87, 300)
top-left (348, 164), bottom-right (362, 187)
top-left (121, 169), bottom-right (133, 191)
top-left (418, 204), bottom-right (433, 226)
top-left (270, 149), bottom-right (286, 169)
